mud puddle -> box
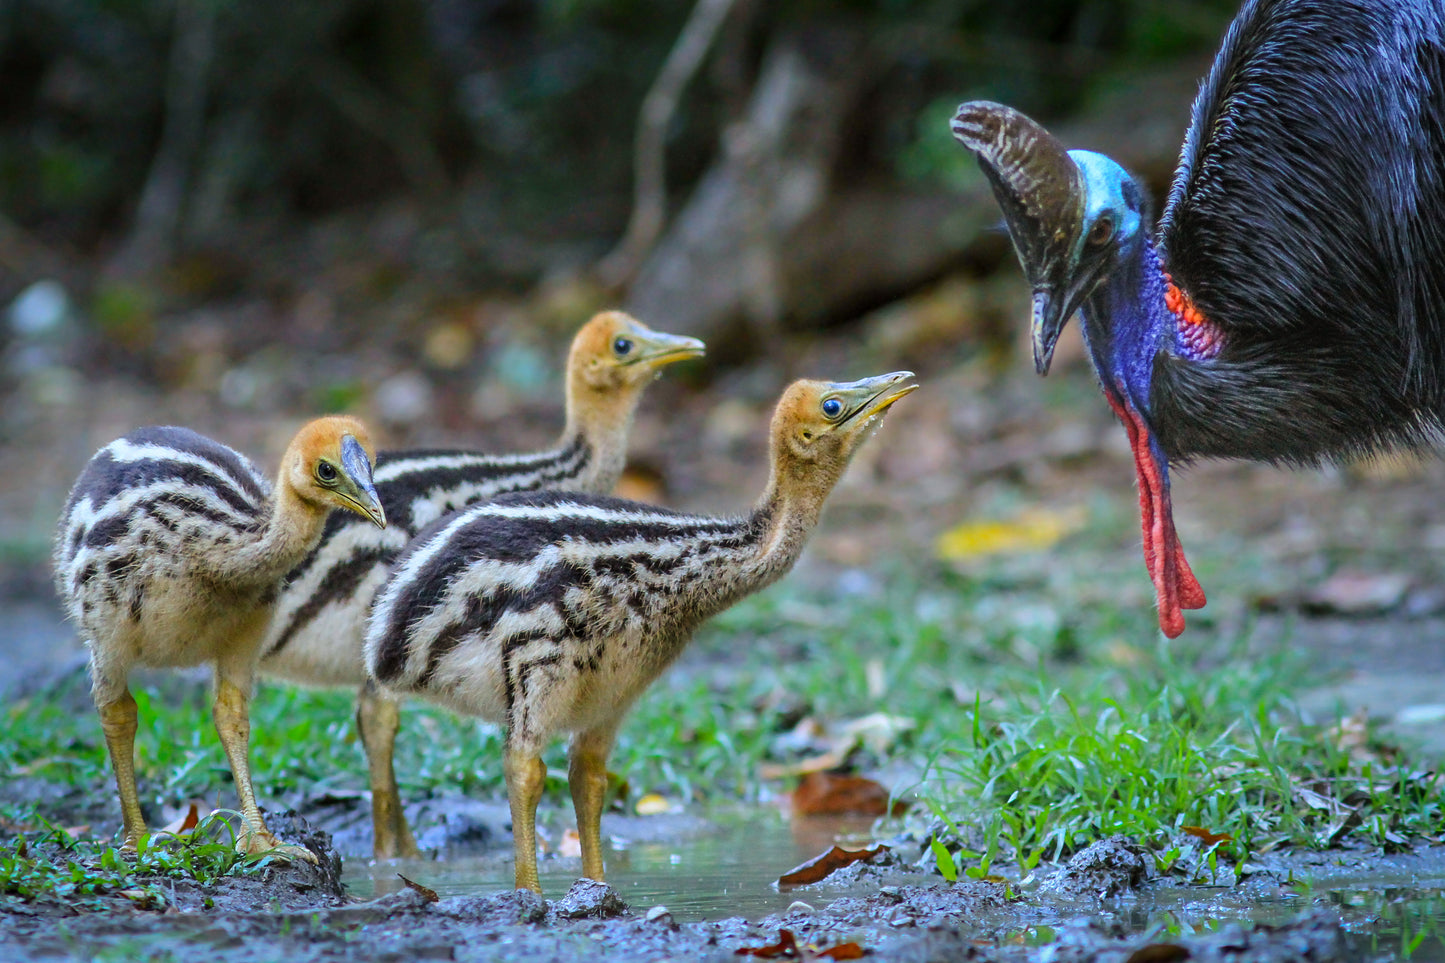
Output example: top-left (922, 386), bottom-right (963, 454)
top-left (345, 807), bottom-right (880, 921)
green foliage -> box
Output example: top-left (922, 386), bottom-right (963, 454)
top-left (0, 813), bottom-right (265, 907)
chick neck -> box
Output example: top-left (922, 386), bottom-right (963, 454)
top-left (743, 430), bottom-right (857, 582)
top-left (206, 456), bottom-right (333, 590)
top-left (559, 369), bottom-right (651, 494)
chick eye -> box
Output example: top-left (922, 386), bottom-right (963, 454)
top-left (1087, 217), bottom-right (1115, 247)
top-left (821, 397), bottom-right (843, 419)
top-left (612, 337), bottom-right (633, 357)
top-left (316, 461), bottom-right (338, 484)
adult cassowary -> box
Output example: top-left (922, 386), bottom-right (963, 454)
top-left (951, 0), bottom-right (1445, 637)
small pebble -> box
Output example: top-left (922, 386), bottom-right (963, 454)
top-left (785, 900), bottom-right (815, 916)
top-left (645, 905), bottom-right (673, 924)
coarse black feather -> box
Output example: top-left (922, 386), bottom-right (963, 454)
top-left (1155, 0), bottom-right (1445, 464)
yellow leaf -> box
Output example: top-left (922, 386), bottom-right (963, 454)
top-left (635, 793), bottom-right (672, 816)
top-left (935, 507), bottom-right (1085, 561)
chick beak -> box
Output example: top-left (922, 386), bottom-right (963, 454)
top-left (627, 329), bottom-right (707, 369)
top-left (339, 434), bottom-right (387, 529)
top-left (835, 370), bottom-right (920, 424)
top-left (951, 101), bottom-right (1086, 376)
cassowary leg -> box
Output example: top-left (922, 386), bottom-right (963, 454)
top-left (357, 682), bottom-right (420, 860)
top-left (97, 691), bottom-right (146, 851)
top-left (569, 722), bottom-right (620, 882)
top-left (212, 676), bottom-right (317, 864)
top-left (504, 745), bottom-right (547, 894)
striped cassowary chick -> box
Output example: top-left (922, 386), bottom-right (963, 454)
top-left (53, 418), bottom-right (385, 860)
top-left (259, 311), bottom-right (704, 859)
top-left (365, 371), bottom-right (917, 893)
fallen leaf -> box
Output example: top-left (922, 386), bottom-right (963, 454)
top-left (614, 465), bottom-right (667, 503)
top-left (558, 829), bottom-right (582, 859)
top-left (396, 874), bottom-right (439, 903)
top-left (935, 507), bottom-right (1085, 561)
top-left (792, 772), bottom-right (903, 818)
top-left (635, 793), bottom-right (672, 816)
top-left (1125, 944), bottom-right (1191, 963)
top-left (736, 929), bottom-right (799, 958)
top-left (777, 845), bottom-right (886, 887)
top-left (734, 929), bottom-right (867, 960)
top-left (1181, 825), bottom-right (1232, 846)
top-left (759, 752), bottom-right (847, 782)
top-left (1301, 570), bottom-right (1411, 615)
top-left (1294, 786), bottom-right (1362, 844)
top-left (158, 802), bottom-right (207, 836)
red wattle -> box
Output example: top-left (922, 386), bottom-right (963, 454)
top-left (1102, 392), bottom-right (1206, 637)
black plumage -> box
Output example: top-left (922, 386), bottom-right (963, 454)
top-left (951, 0), bottom-right (1445, 635)
top-left (1155, 0), bottom-right (1445, 464)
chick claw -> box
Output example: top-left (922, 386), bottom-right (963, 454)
top-left (237, 830), bottom-right (319, 865)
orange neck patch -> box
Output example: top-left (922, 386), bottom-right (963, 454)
top-left (1162, 273), bottom-right (1223, 360)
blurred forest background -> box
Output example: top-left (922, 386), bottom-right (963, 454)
top-left (2, 0), bottom-right (1245, 577)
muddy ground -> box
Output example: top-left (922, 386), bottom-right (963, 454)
top-left (3, 805), bottom-right (1441, 962)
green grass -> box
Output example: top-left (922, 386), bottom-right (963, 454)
top-left (4, 502), bottom-right (1443, 885)
top-left (0, 814), bottom-right (269, 908)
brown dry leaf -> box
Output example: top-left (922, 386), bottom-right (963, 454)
top-left (777, 844), bottom-right (886, 887)
top-left (1294, 786), bottom-right (1362, 844)
top-left (1125, 944), bottom-right (1191, 963)
top-left (735, 929), bottom-right (799, 958)
top-left (734, 929), bottom-right (866, 961)
top-left (558, 829), bottom-right (582, 859)
top-left (792, 773), bottom-right (895, 817)
top-left (1302, 571), bottom-right (1411, 615)
top-left (1181, 825), bottom-right (1232, 846)
top-left (613, 465), bottom-right (667, 503)
top-left (758, 751), bottom-right (847, 782)
top-left (396, 874), bottom-right (440, 903)
top-left (158, 802), bottom-right (207, 836)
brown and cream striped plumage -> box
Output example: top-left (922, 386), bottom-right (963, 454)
top-left (256, 311), bottom-right (702, 860)
top-left (261, 313), bottom-right (704, 684)
top-left (364, 371), bottom-right (917, 893)
top-left (53, 417), bottom-right (384, 860)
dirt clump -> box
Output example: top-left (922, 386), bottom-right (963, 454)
top-left (1038, 834), bottom-right (1149, 900)
top-left (552, 879), bottom-right (629, 920)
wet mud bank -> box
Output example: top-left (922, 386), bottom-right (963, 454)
top-left (4, 817), bottom-right (1445, 962)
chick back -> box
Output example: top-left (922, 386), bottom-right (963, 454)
top-left (54, 426), bottom-right (274, 663)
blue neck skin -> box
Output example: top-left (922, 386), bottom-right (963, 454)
top-left (1077, 236), bottom-right (1178, 460)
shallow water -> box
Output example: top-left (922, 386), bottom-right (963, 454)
top-left (343, 807), bottom-right (878, 920)
top-left (343, 810), bottom-right (1445, 958)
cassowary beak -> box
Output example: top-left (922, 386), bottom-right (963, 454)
top-left (951, 101), bottom-right (1087, 375)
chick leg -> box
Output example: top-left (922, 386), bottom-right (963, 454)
top-left (568, 722), bottom-right (620, 883)
top-left (504, 745), bottom-right (547, 893)
top-left (212, 675), bottom-right (317, 864)
top-left (96, 690), bottom-right (146, 851)
top-left (357, 681), bottom-right (420, 860)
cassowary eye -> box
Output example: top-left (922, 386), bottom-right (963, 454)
top-left (316, 461), bottom-right (338, 484)
top-left (821, 398), bottom-right (843, 419)
top-left (613, 337), bottom-right (633, 357)
top-left (1088, 217), bottom-right (1115, 247)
